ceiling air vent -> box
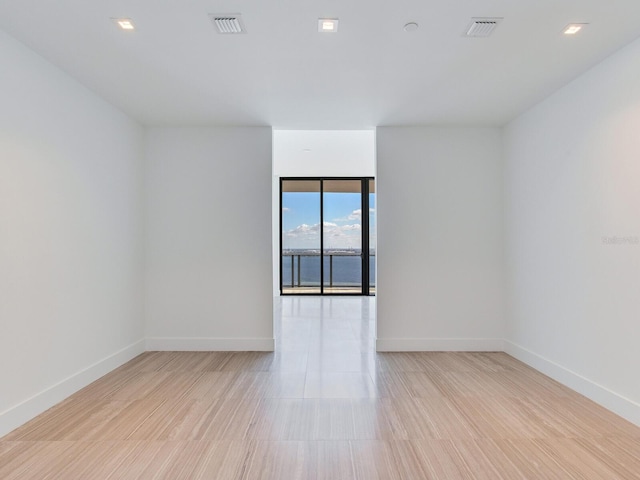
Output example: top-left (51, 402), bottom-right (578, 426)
top-left (210, 14), bottom-right (246, 34)
top-left (464, 17), bottom-right (502, 37)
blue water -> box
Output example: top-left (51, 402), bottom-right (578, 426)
top-left (282, 255), bottom-right (375, 288)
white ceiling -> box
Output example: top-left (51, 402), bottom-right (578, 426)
top-left (1, 0), bottom-right (640, 128)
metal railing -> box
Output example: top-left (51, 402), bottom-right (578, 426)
top-left (282, 252), bottom-right (375, 289)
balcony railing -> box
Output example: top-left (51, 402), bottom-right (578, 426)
top-left (281, 252), bottom-right (375, 292)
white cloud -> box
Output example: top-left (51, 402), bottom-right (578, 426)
top-left (333, 209), bottom-right (360, 222)
top-left (284, 221), bottom-right (362, 249)
top-left (285, 223), bottom-right (317, 236)
top-left (348, 209), bottom-right (361, 221)
top-left (333, 208), bottom-right (375, 222)
top-left (340, 224), bottom-right (361, 231)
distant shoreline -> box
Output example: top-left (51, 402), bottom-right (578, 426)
top-left (282, 249), bottom-right (375, 256)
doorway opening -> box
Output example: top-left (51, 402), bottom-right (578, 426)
top-left (280, 177), bottom-right (375, 295)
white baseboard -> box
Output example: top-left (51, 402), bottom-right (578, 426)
top-left (0, 339), bottom-right (145, 438)
top-left (376, 337), bottom-right (504, 352)
top-left (504, 340), bottom-right (640, 427)
top-left (145, 337), bottom-right (275, 352)
top-left (4, 336), bottom-right (637, 439)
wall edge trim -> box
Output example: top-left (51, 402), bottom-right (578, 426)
top-left (376, 338), bottom-right (504, 352)
top-left (0, 339), bottom-right (145, 438)
top-left (145, 337), bottom-right (275, 352)
top-left (504, 340), bottom-right (640, 427)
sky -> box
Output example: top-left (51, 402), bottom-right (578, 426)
top-left (282, 191), bottom-right (376, 251)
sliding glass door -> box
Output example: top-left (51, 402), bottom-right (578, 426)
top-left (280, 177), bottom-right (375, 295)
top-left (280, 179), bottom-right (322, 294)
top-left (322, 179), bottom-right (362, 294)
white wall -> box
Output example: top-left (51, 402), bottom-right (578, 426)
top-left (504, 37), bottom-right (640, 425)
top-left (145, 127), bottom-right (273, 350)
top-left (273, 130), bottom-right (376, 177)
top-left (376, 127), bottom-right (504, 351)
top-left (0, 30), bottom-right (145, 437)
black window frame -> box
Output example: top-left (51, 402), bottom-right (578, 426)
top-left (279, 176), bottom-right (375, 296)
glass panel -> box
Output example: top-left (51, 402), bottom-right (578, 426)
top-left (281, 180), bottom-right (321, 294)
top-left (322, 180), bottom-right (362, 294)
top-left (369, 179), bottom-right (376, 295)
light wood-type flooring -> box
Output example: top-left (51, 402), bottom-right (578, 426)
top-left (2, 297), bottom-right (640, 479)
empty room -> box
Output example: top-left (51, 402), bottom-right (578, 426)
top-left (1, 1), bottom-right (639, 478)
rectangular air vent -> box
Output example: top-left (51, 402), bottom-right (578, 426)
top-left (464, 17), bottom-right (502, 37)
top-left (210, 14), bottom-right (246, 34)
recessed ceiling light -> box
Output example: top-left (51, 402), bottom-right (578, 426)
top-left (318, 18), bottom-right (339, 33)
top-left (403, 22), bottom-right (419, 32)
top-left (563, 23), bottom-right (587, 35)
top-left (112, 18), bottom-right (135, 31)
